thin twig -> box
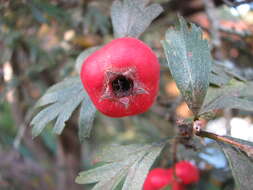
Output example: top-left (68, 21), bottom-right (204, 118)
top-left (195, 129), bottom-right (253, 157)
top-left (171, 137), bottom-right (181, 182)
top-left (223, 0), bottom-right (253, 7)
top-left (13, 110), bottom-right (33, 150)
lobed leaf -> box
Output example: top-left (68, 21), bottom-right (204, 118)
top-left (96, 144), bottom-right (147, 162)
top-left (121, 144), bottom-right (164, 190)
top-left (111, 0), bottom-right (163, 38)
top-left (162, 16), bottom-right (212, 115)
top-left (210, 61), bottom-right (246, 87)
top-left (31, 77), bottom-right (96, 138)
top-left (76, 142), bottom-right (165, 190)
top-left (46, 77), bottom-right (81, 93)
top-left (52, 91), bottom-right (85, 134)
top-left (218, 137), bottom-right (253, 190)
top-left (35, 81), bottom-right (82, 107)
top-left (31, 103), bottom-right (63, 137)
top-left (78, 93), bottom-right (96, 142)
top-left (200, 80), bottom-right (253, 115)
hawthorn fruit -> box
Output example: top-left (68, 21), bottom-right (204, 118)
top-left (175, 161), bottom-right (200, 185)
top-left (80, 37), bottom-right (160, 117)
top-left (143, 168), bottom-right (185, 190)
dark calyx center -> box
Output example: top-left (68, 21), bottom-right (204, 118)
top-left (111, 75), bottom-right (134, 97)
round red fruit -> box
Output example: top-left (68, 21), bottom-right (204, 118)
top-left (165, 169), bottom-right (185, 190)
top-left (143, 168), bottom-right (170, 190)
top-left (170, 182), bottom-right (185, 190)
top-left (143, 168), bottom-right (185, 190)
top-left (80, 37), bottom-right (160, 117)
top-left (175, 161), bottom-right (200, 185)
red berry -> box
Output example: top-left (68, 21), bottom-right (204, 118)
top-left (143, 168), bottom-right (185, 190)
top-left (143, 168), bottom-right (171, 190)
top-left (80, 37), bottom-right (160, 117)
top-left (175, 161), bottom-right (200, 185)
top-left (170, 182), bottom-right (185, 190)
top-left (165, 169), bottom-right (185, 190)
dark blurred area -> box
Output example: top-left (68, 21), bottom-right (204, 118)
top-left (1, 0), bottom-right (253, 190)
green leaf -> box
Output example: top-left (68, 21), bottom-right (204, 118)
top-left (162, 16), bottom-right (212, 115)
top-left (31, 77), bottom-right (87, 137)
top-left (75, 46), bottom-right (100, 74)
top-left (200, 80), bottom-right (253, 115)
top-left (35, 77), bottom-right (83, 107)
top-left (210, 61), bottom-right (245, 87)
top-left (29, 0), bottom-right (69, 24)
top-left (76, 142), bottom-right (165, 190)
top-left (111, 0), bottom-right (163, 38)
top-left (78, 94), bottom-right (96, 141)
top-left (96, 144), bottom-right (146, 162)
top-left (121, 145), bottom-right (164, 190)
top-left (218, 137), bottom-right (253, 190)
top-left (84, 6), bottom-right (111, 35)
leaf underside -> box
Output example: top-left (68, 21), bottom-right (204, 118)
top-left (30, 77), bottom-right (96, 139)
top-left (200, 80), bottom-right (253, 115)
top-left (162, 16), bottom-right (212, 115)
top-left (76, 142), bottom-right (165, 190)
top-left (78, 95), bottom-right (96, 142)
top-left (111, 0), bottom-right (163, 38)
top-left (210, 61), bottom-right (246, 87)
top-left (218, 137), bottom-right (253, 190)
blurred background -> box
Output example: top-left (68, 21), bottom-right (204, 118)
top-left (1, 0), bottom-right (253, 190)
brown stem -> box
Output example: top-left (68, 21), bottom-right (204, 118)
top-left (195, 130), bottom-right (253, 157)
top-left (171, 137), bottom-right (179, 181)
top-left (172, 138), bottom-right (179, 164)
top-left (196, 130), bottom-right (240, 147)
top-left (223, 0), bottom-right (253, 7)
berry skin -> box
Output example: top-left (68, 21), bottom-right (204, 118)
top-left (175, 161), bottom-right (200, 185)
top-left (143, 168), bottom-right (185, 190)
top-left (170, 182), bottom-right (185, 190)
top-left (80, 37), bottom-right (160, 117)
top-left (143, 168), bottom-right (171, 190)
top-left (165, 169), bottom-right (185, 190)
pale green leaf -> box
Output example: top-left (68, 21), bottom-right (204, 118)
top-left (35, 81), bottom-right (82, 107)
top-left (162, 16), bottom-right (212, 115)
top-left (52, 90), bottom-right (85, 134)
top-left (210, 61), bottom-right (245, 87)
top-left (218, 137), bottom-right (253, 190)
top-left (122, 144), bottom-right (164, 190)
top-left (111, 0), bottom-right (163, 38)
top-left (96, 144), bottom-right (147, 162)
top-left (31, 77), bottom-right (88, 137)
top-left (201, 80), bottom-right (253, 115)
top-left (76, 142), bottom-right (165, 190)
top-left (78, 93), bottom-right (96, 141)
top-left (31, 103), bottom-right (62, 137)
